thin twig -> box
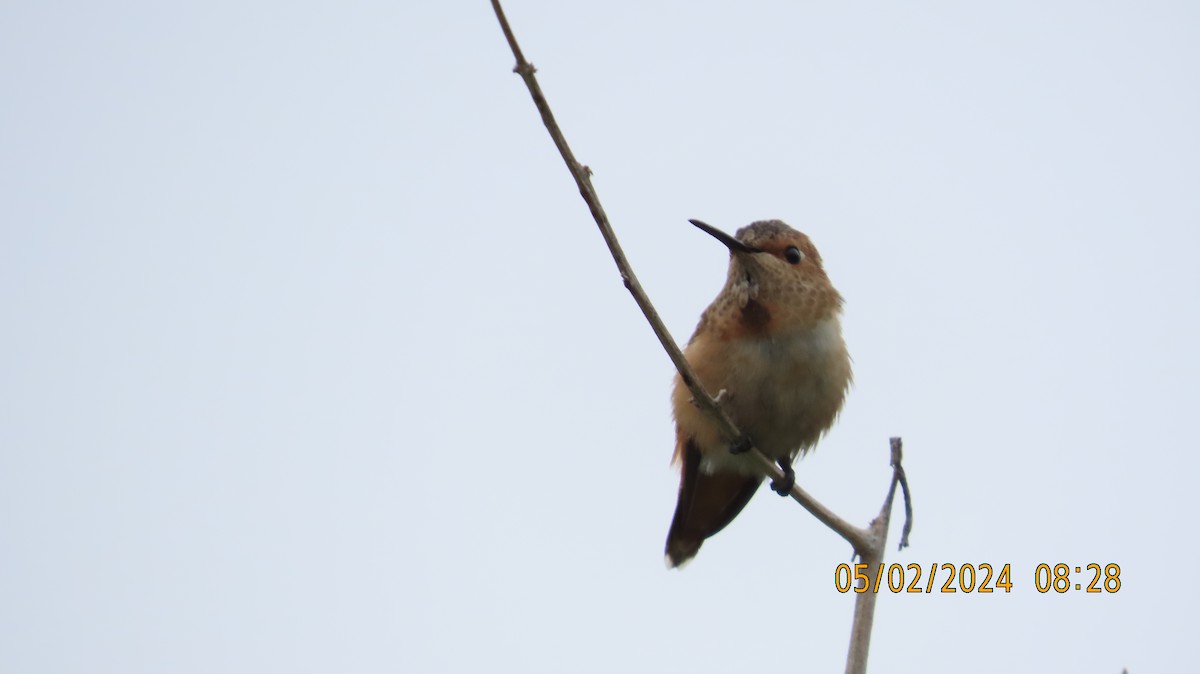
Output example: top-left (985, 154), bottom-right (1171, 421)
top-left (843, 439), bottom-right (909, 674)
top-left (489, 5), bottom-right (913, 672)
top-left (489, 0), bottom-right (713, 421)
top-left (489, 0), bottom-right (875, 552)
top-left (891, 437), bottom-right (913, 550)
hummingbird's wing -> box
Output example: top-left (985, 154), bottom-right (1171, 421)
top-left (665, 437), bottom-right (761, 568)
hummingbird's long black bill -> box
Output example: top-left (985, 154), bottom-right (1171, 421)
top-left (688, 219), bottom-right (760, 254)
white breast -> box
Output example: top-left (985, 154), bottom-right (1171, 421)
top-left (719, 317), bottom-right (850, 460)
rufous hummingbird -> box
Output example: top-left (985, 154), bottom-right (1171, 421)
top-left (666, 219), bottom-right (852, 568)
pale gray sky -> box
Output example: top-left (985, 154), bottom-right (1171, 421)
top-left (3, 2), bottom-right (1198, 673)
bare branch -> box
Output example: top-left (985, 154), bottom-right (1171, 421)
top-left (891, 437), bottom-right (914, 550)
top-left (489, 4), bottom-right (913, 672)
top-left (488, 0), bottom-right (879, 553)
top-left (488, 0), bottom-right (718, 433)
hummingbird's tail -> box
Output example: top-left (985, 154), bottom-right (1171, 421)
top-left (665, 439), bottom-right (761, 568)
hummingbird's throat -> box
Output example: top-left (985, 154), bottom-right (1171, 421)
top-left (739, 298), bottom-right (772, 334)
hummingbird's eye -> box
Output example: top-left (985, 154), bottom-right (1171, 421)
top-left (784, 246), bottom-right (803, 265)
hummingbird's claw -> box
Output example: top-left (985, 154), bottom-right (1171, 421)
top-left (770, 460), bottom-right (795, 496)
top-left (729, 436), bottom-right (753, 455)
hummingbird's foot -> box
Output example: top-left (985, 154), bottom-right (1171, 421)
top-left (729, 436), bottom-right (753, 455)
top-left (770, 460), bottom-right (795, 496)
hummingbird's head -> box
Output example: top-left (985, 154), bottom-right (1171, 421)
top-left (689, 218), bottom-right (830, 280)
top-left (688, 218), bottom-right (842, 334)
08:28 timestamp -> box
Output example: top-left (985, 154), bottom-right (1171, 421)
top-left (833, 562), bottom-right (1122, 594)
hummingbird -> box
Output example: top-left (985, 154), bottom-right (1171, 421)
top-left (665, 219), bottom-right (852, 568)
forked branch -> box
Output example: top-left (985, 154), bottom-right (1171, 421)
top-left (488, 2), bottom-right (912, 672)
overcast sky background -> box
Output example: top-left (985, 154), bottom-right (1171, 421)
top-left (3, 1), bottom-right (1198, 672)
